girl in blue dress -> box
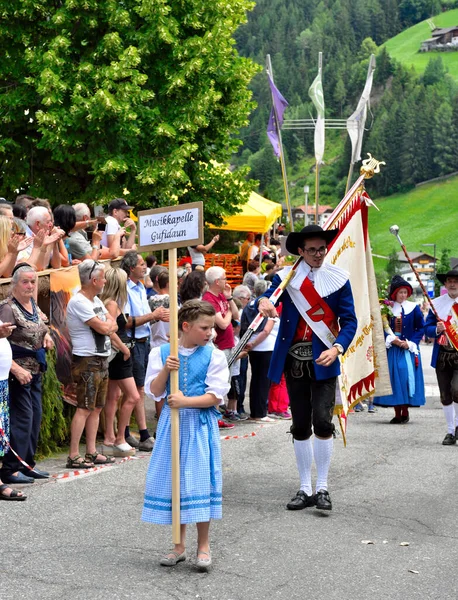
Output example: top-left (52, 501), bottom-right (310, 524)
top-left (142, 300), bottom-right (230, 571)
top-left (374, 275), bottom-right (426, 423)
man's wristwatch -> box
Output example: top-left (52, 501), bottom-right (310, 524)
top-left (333, 343), bottom-right (344, 355)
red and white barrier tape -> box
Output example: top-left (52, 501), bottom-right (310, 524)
top-left (221, 431), bottom-right (257, 441)
top-left (0, 423), bottom-right (42, 476)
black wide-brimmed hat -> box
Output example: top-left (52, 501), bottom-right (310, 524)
top-left (285, 225), bottom-right (339, 256)
top-left (437, 269), bottom-right (458, 284)
top-left (389, 275), bottom-right (413, 300)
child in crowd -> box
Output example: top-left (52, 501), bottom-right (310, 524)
top-left (141, 300), bottom-right (230, 571)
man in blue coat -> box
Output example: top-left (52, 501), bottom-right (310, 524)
top-left (258, 225), bottom-right (357, 511)
top-left (424, 269), bottom-right (458, 446)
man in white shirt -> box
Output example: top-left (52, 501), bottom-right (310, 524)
top-left (425, 269), bottom-right (458, 445)
top-left (66, 260), bottom-right (119, 468)
top-left (101, 198), bottom-right (137, 256)
top-left (121, 251), bottom-right (170, 451)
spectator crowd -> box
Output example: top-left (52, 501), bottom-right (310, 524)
top-left (0, 194), bottom-right (290, 502)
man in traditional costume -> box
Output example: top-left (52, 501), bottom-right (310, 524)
top-left (424, 269), bottom-right (458, 445)
top-left (258, 225), bottom-right (357, 511)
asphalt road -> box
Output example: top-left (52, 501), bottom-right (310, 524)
top-left (2, 343), bottom-right (458, 600)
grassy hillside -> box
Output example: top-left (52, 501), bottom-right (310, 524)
top-left (384, 9), bottom-right (458, 82)
top-left (367, 174), bottom-right (458, 271)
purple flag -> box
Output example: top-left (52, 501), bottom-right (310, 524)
top-left (267, 73), bottom-right (289, 157)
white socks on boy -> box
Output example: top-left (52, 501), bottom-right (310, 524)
top-left (294, 436), bottom-right (334, 495)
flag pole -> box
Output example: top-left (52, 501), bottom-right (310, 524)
top-left (314, 52), bottom-right (323, 226)
top-left (266, 54), bottom-right (294, 232)
top-left (168, 247), bottom-right (181, 543)
top-left (345, 163), bottom-right (354, 196)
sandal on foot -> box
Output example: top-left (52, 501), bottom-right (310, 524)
top-left (0, 484), bottom-right (27, 501)
top-left (66, 455), bottom-right (94, 469)
top-left (85, 452), bottom-right (116, 465)
top-left (160, 550), bottom-right (187, 566)
top-left (196, 550), bottom-right (212, 571)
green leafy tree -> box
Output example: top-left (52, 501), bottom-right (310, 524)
top-left (386, 248), bottom-right (402, 279)
top-left (436, 247), bottom-right (451, 294)
top-left (0, 0), bottom-right (260, 225)
top-left (433, 102), bottom-right (456, 175)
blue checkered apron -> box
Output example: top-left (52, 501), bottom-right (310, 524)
top-left (142, 344), bottom-right (222, 525)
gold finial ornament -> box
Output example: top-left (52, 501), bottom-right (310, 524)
top-left (360, 153), bottom-right (386, 179)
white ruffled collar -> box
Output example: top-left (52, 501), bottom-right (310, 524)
top-left (279, 261), bottom-right (349, 297)
top-left (391, 300), bottom-right (416, 317)
top-left (432, 294), bottom-right (458, 321)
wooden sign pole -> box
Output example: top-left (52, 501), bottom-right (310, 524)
top-left (168, 247), bottom-right (181, 543)
top-left (137, 201), bottom-right (203, 546)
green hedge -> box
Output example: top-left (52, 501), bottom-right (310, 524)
top-left (38, 349), bottom-right (71, 456)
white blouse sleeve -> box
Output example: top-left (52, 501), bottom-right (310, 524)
top-left (205, 348), bottom-right (231, 405)
top-left (144, 346), bottom-right (167, 402)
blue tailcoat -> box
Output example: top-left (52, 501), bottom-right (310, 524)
top-left (260, 273), bottom-right (357, 384)
top-left (425, 308), bottom-right (442, 368)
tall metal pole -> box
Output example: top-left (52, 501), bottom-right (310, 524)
top-left (314, 52), bottom-right (322, 227)
top-left (304, 185), bottom-right (309, 226)
top-left (266, 54), bottom-right (294, 232)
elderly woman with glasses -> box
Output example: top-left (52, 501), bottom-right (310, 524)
top-left (0, 264), bottom-right (54, 485)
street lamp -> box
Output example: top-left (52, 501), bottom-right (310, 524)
top-left (303, 185), bottom-right (309, 226)
top-left (422, 243), bottom-right (436, 291)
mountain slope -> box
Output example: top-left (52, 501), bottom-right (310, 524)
top-left (383, 9), bottom-right (458, 82)
top-left (367, 174), bottom-right (458, 265)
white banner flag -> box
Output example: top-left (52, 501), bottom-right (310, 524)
top-left (346, 55), bottom-right (376, 164)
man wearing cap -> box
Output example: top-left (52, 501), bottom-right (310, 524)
top-left (258, 225), bottom-right (357, 511)
top-left (101, 198), bottom-right (137, 256)
top-left (425, 269), bottom-right (458, 445)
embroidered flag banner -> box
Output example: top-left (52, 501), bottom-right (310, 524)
top-left (324, 191), bottom-right (391, 416)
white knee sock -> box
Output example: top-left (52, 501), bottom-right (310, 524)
top-left (443, 403), bottom-right (456, 434)
top-left (454, 403), bottom-right (458, 428)
top-left (293, 439), bottom-right (313, 496)
top-left (314, 437), bottom-right (333, 493)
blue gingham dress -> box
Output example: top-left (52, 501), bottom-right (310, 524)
top-left (142, 344), bottom-right (228, 525)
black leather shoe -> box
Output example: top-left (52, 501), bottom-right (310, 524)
top-left (390, 417), bottom-right (402, 424)
top-left (400, 415), bottom-right (410, 424)
top-left (286, 490), bottom-right (316, 510)
top-left (442, 433), bottom-right (456, 446)
top-left (315, 489), bottom-right (332, 511)
top-left (25, 468), bottom-right (50, 479)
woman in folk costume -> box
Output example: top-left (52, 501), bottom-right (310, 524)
top-left (373, 275), bottom-right (426, 422)
top-left (142, 300), bottom-right (230, 572)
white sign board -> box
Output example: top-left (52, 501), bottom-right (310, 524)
top-left (137, 201), bottom-right (203, 252)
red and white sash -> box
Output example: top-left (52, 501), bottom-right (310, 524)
top-left (432, 294), bottom-right (458, 350)
top-left (278, 261), bottom-right (349, 348)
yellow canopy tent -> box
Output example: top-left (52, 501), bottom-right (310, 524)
top-left (208, 191), bottom-right (282, 233)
